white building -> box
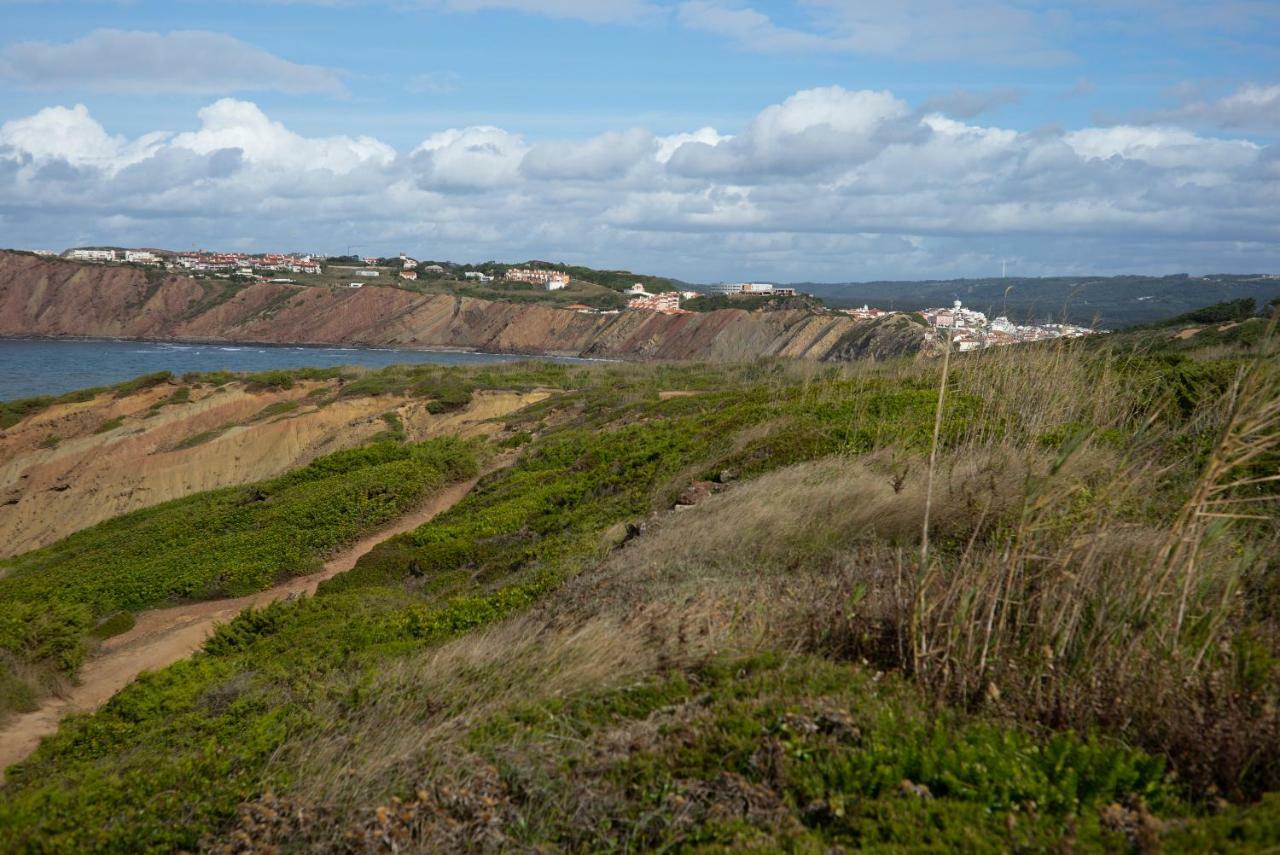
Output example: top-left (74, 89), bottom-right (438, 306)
top-left (354, 270), bottom-right (380, 278)
top-left (464, 271), bottom-right (494, 283)
top-left (546, 280), bottom-right (567, 291)
top-left (706, 282), bottom-right (775, 296)
top-left (506, 268), bottom-right (571, 288)
top-left (124, 250), bottom-right (161, 265)
top-left (67, 249), bottom-right (117, 263)
top-left (628, 292), bottom-right (682, 313)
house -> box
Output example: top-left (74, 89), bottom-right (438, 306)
top-left (400, 270), bottom-right (418, 281)
top-left (124, 250), bottom-right (161, 265)
top-left (464, 271), bottom-right (494, 283)
top-left (422, 264), bottom-right (446, 275)
top-left (355, 270), bottom-right (380, 278)
top-left (400, 254), bottom-right (418, 270)
top-left (706, 282), bottom-right (772, 296)
top-left (546, 279), bottom-right (566, 291)
top-left (847, 305), bottom-right (890, 321)
top-left (626, 284), bottom-right (652, 298)
top-left (506, 268), bottom-right (570, 288)
top-left (628, 292), bottom-right (682, 313)
top-left (67, 249), bottom-right (117, 263)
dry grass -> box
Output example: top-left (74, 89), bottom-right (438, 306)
top-left (205, 331), bottom-right (1277, 849)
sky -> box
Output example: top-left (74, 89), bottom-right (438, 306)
top-left (0, 0), bottom-right (1277, 282)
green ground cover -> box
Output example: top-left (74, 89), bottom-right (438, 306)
top-left (0, 325), bottom-right (1276, 852)
top-left (0, 437), bottom-right (480, 713)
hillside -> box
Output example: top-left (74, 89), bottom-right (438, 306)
top-left (0, 367), bottom-right (551, 557)
top-left (801, 274), bottom-right (1280, 328)
top-left (0, 251), bottom-right (924, 363)
top-left (0, 325), bottom-right (1277, 851)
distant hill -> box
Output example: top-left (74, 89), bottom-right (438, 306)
top-left (796, 274), bottom-right (1280, 328)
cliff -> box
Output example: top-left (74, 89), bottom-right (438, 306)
top-left (0, 251), bottom-right (926, 361)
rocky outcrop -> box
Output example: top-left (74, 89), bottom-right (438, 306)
top-left (0, 251), bottom-right (927, 362)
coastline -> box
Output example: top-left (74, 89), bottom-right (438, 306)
top-left (0, 332), bottom-right (596, 362)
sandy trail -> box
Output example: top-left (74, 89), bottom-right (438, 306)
top-left (0, 469), bottom-right (493, 783)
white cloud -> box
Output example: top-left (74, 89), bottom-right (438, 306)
top-left (412, 126), bottom-right (529, 189)
top-left (1064, 126), bottom-right (1259, 169)
top-left (521, 129), bottom-right (655, 180)
top-left (0, 89), bottom-right (1276, 280)
top-left (1138, 82), bottom-right (1280, 134)
top-left (676, 0), bottom-right (1069, 64)
top-left (170, 99), bottom-right (395, 174)
top-left (667, 86), bottom-right (912, 177)
top-left (0, 30), bottom-right (345, 96)
top-left (655, 127), bottom-right (729, 163)
top-left (0, 105), bottom-right (166, 172)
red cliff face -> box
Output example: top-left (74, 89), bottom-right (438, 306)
top-left (0, 251), bottom-right (926, 362)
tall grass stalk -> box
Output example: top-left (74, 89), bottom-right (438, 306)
top-left (913, 329), bottom-right (951, 675)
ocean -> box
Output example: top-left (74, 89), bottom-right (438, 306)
top-left (0, 338), bottom-right (572, 401)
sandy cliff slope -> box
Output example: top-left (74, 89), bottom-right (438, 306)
top-left (0, 251), bottom-right (927, 362)
top-left (0, 379), bottom-right (548, 557)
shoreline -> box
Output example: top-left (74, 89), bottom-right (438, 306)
top-left (0, 332), bottom-right (596, 362)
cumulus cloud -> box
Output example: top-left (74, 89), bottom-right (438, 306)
top-left (1, 87), bottom-right (1277, 280)
top-left (412, 126), bottom-right (529, 190)
top-left (1138, 82), bottom-right (1280, 134)
top-left (667, 86), bottom-right (913, 177)
top-left (0, 30), bottom-right (345, 96)
top-left (522, 129), bottom-right (655, 180)
top-left (0, 105), bottom-right (166, 172)
top-left (171, 99), bottom-right (395, 173)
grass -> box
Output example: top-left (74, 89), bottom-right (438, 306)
top-left (0, 436), bottom-right (481, 716)
top-left (92, 416), bottom-right (124, 434)
top-left (0, 326), bottom-right (1277, 851)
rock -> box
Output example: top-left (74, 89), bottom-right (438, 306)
top-left (676, 481), bottom-right (716, 507)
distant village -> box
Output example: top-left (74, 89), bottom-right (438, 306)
top-left (38, 247), bottom-right (1104, 348)
top-left (846, 299), bottom-right (1103, 349)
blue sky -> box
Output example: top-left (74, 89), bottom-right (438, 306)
top-left (0, 1), bottom-right (1277, 281)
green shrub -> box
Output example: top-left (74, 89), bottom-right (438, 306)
top-left (93, 416), bottom-right (124, 434)
top-left (111, 372), bottom-right (173, 398)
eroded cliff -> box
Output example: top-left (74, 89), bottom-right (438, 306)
top-left (0, 251), bottom-right (927, 361)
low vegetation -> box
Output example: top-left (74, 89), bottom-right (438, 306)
top-left (0, 313), bottom-right (1277, 851)
top-left (0, 437), bottom-right (480, 717)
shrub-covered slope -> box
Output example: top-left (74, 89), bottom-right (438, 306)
top-left (1, 333), bottom-right (1278, 852)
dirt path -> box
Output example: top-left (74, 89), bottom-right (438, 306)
top-left (0, 470), bottom-right (492, 783)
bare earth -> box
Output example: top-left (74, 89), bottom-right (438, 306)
top-left (0, 385), bottom-right (547, 558)
top-left (0, 472), bottom-right (489, 783)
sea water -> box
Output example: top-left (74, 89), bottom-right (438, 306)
top-left (0, 338), bottom-right (572, 401)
